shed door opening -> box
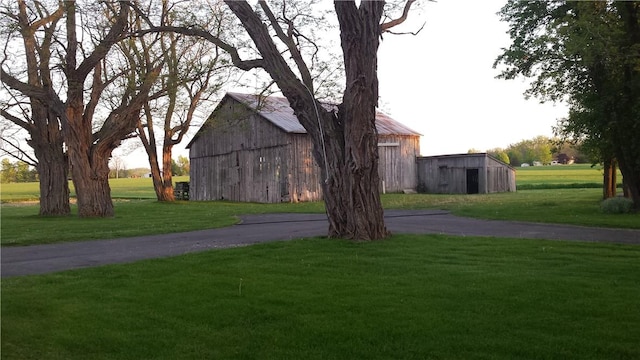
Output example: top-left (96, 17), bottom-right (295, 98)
top-left (466, 168), bottom-right (479, 194)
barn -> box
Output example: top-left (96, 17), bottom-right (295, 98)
top-left (416, 153), bottom-right (516, 194)
top-left (187, 92), bottom-right (421, 203)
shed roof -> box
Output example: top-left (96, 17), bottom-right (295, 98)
top-left (418, 153), bottom-right (515, 170)
top-left (226, 92), bottom-right (421, 136)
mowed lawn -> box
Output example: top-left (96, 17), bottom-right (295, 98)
top-left (516, 163), bottom-right (621, 189)
top-left (2, 235), bottom-right (639, 360)
top-left (2, 166), bottom-right (639, 359)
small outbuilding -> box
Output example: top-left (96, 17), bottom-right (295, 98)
top-left (187, 92), bottom-right (421, 203)
top-left (416, 153), bottom-right (516, 194)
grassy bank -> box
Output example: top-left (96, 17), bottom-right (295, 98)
top-left (2, 235), bottom-right (639, 360)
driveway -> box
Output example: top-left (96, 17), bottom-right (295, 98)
top-left (2, 210), bottom-right (639, 278)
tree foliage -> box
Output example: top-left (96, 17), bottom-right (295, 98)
top-left (495, 1), bottom-right (640, 209)
top-left (1, 158), bottom-right (38, 183)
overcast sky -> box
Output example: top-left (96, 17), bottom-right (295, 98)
top-left (377, 0), bottom-right (568, 156)
top-left (122, 0), bottom-right (570, 168)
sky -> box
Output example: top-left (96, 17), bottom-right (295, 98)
top-left (121, 0), bottom-right (570, 168)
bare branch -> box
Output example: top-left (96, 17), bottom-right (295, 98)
top-left (381, 0), bottom-right (417, 32)
top-left (258, 0), bottom-right (314, 89)
top-left (384, 21), bottom-right (425, 36)
top-left (134, 25), bottom-right (263, 71)
top-left (0, 135), bottom-right (38, 166)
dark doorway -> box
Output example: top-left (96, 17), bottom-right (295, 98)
top-left (466, 168), bottom-right (479, 194)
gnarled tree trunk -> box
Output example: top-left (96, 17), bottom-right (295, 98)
top-left (332, 1), bottom-right (388, 239)
top-left (603, 158), bottom-right (617, 199)
top-left (32, 141), bottom-right (70, 216)
top-left (225, 0), bottom-right (392, 240)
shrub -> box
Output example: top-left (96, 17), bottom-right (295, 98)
top-left (600, 197), bottom-right (634, 214)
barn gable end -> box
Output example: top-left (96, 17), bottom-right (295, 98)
top-left (188, 93), bottom-right (421, 203)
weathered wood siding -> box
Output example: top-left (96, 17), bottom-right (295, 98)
top-left (486, 156), bottom-right (517, 193)
top-left (287, 134), bottom-right (322, 202)
top-left (190, 96), bottom-right (421, 203)
top-left (416, 154), bottom-right (515, 194)
top-left (190, 98), bottom-right (294, 202)
top-left (378, 135), bottom-right (419, 192)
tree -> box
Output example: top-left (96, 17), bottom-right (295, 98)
top-left (486, 149), bottom-right (510, 165)
top-left (109, 156), bottom-right (126, 179)
top-left (1, 158), bottom-right (16, 183)
top-left (1, 0), bottom-right (70, 215)
top-left (176, 155), bottom-right (189, 175)
top-left (223, 1), bottom-right (420, 239)
top-left (226, 1), bottom-right (418, 240)
top-left (139, 0), bottom-right (419, 239)
top-left (2, 1), bottom-right (161, 217)
top-left (129, 0), bottom-right (229, 202)
top-left (501, 136), bottom-right (553, 166)
top-left (495, 1), bottom-right (640, 209)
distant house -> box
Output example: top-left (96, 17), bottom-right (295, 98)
top-left (416, 153), bottom-right (516, 194)
top-left (187, 92), bottom-right (421, 203)
top-left (556, 153), bottom-right (575, 165)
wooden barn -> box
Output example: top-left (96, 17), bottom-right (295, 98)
top-left (187, 92), bottom-right (421, 203)
top-left (416, 153), bottom-right (516, 194)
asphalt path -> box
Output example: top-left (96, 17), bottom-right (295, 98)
top-left (2, 210), bottom-right (639, 278)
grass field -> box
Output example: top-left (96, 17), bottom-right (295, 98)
top-left (2, 166), bottom-right (639, 359)
top-left (1, 167), bottom-right (639, 246)
top-left (516, 163), bottom-right (621, 189)
top-left (2, 235), bottom-right (639, 359)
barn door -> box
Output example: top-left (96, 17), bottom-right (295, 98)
top-left (466, 168), bottom-right (479, 194)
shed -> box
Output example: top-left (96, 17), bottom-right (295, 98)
top-left (416, 153), bottom-right (516, 194)
top-left (187, 92), bottom-right (421, 203)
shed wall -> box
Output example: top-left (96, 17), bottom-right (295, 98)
top-left (486, 157), bottom-right (517, 193)
top-left (416, 154), bottom-right (515, 194)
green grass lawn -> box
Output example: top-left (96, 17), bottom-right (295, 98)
top-left (2, 235), bottom-right (639, 360)
top-left (516, 163), bottom-right (622, 189)
top-left (2, 168), bottom-right (639, 359)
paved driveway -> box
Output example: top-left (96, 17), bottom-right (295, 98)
top-left (2, 210), bottom-right (639, 278)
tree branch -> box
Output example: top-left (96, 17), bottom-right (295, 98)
top-left (131, 26), bottom-right (264, 71)
top-left (258, 0), bottom-right (314, 90)
top-left (381, 0), bottom-right (417, 32)
top-left (74, 1), bottom-right (130, 80)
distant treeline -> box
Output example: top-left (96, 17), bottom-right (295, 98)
top-left (1, 159), bottom-right (38, 183)
top-left (470, 136), bottom-right (588, 167)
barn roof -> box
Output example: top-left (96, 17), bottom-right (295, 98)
top-left (225, 92), bottom-right (421, 136)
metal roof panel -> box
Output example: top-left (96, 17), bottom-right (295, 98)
top-left (227, 92), bottom-right (421, 136)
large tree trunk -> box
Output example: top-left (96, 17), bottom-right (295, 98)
top-left (617, 157), bottom-right (640, 212)
top-left (32, 142), bottom-right (70, 216)
top-left (225, 0), bottom-right (389, 240)
top-left (332, 1), bottom-right (388, 239)
top-left (25, 104), bottom-right (70, 216)
top-left (137, 112), bottom-right (175, 202)
top-left (614, 2), bottom-right (640, 211)
top-left (603, 158), bottom-right (617, 199)
top-left (147, 144), bottom-right (175, 202)
top-left (66, 100), bottom-right (115, 217)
